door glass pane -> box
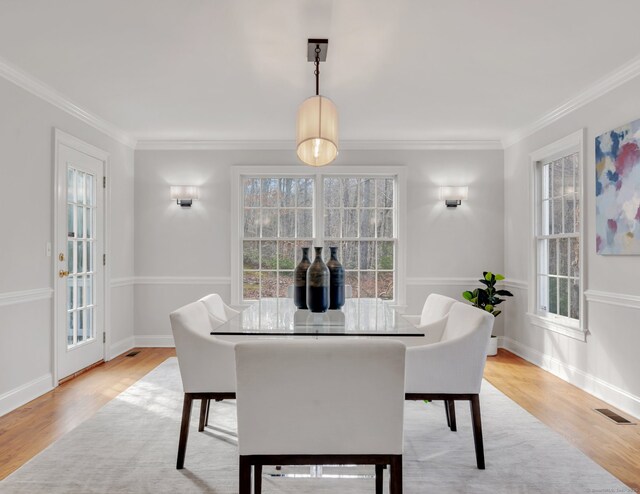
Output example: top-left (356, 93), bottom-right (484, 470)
top-left (86, 208), bottom-right (93, 239)
top-left (77, 241), bottom-right (84, 273)
top-left (86, 241), bottom-right (92, 272)
top-left (87, 174), bottom-right (95, 206)
top-left (67, 168), bottom-right (76, 203)
top-left (87, 308), bottom-right (94, 339)
top-left (77, 276), bottom-right (84, 307)
top-left (67, 312), bottom-right (74, 345)
top-left (78, 309), bottom-right (84, 342)
top-left (77, 206), bottom-right (84, 238)
top-left (86, 276), bottom-right (93, 306)
top-left (67, 205), bottom-right (75, 238)
top-left (67, 240), bottom-right (75, 274)
top-left (76, 171), bottom-right (85, 205)
top-left (67, 277), bottom-right (74, 311)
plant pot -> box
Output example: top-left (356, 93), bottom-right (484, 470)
top-left (486, 335), bottom-right (498, 357)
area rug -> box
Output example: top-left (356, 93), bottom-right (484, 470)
top-left (1, 358), bottom-right (629, 493)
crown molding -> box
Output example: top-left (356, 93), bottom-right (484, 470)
top-left (502, 54), bottom-right (640, 148)
top-left (135, 139), bottom-right (503, 151)
top-left (0, 56), bottom-right (135, 149)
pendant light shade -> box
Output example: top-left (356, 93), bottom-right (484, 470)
top-left (296, 95), bottom-right (339, 167)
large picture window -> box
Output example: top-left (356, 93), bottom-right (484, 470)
top-left (236, 169), bottom-right (401, 303)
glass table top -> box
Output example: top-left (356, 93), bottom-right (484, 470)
top-left (210, 298), bottom-right (423, 337)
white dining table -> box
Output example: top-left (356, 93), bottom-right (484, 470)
top-left (210, 297), bottom-right (424, 338)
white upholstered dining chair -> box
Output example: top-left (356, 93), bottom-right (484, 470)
top-left (169, 299), bottom-right (236, 469)
top-left (235, 339), bottom-right (406, 494)
top-left (404, 302), bottom-right (494, 469)
top-left (199, 293), bottom-right (240, 322)
top-left (402, 293), bottom-right (457, 345)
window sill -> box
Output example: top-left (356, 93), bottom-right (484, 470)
top-left (526, 313), bottom-right (587, 342)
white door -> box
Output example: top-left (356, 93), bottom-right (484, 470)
top-left (55, 142), bottom-right (105, 380)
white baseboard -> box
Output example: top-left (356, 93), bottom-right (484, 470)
top-left (0, 373), bottom-right (53, 418)
top-left (109, 336), bottom-right (135, 359)
top-left (499, 336), bottom-right (640, 420)
top-left (134, 335), bottom-right (175, 347)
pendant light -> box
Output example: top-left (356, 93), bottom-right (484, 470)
top-left (296, 39), bottom-right (338, 167)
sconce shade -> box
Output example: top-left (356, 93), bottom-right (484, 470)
top-left (439, 186), bottom-right (468, 207)
top-left (296, 95), bottom-right (339, 167)
top-left (170, 185), bottom-right (199, 207)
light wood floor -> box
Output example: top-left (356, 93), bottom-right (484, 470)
top-left (0, 348), bottom-right (638, 490)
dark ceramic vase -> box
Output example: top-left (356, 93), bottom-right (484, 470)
top-left (306, 247), bottom-right (330, 313)
top-left (327, 246), bottom-right (345, 310)
top-left (293, 247), bottom-right (311, 309)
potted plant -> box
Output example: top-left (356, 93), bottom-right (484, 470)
top-left (462, 272), bottom-right (513, 356)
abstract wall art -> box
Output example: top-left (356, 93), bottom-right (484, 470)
top-left (595, 119), bottom-right (640, 255)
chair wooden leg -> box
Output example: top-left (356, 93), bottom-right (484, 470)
top-left (390, 455), bottom-right (403, 494)
top-left (198, 399), bottom-right (210, 432)
top-left (254, 464), bottom-right (262, 494)
top-left (239, 456), bottom-right (252, 494)
top-left (176, 394), bottom-right (193, 469)
top-left (448, 400), bottom-right (457, 431)
top-left (444, 400), bottom-right (451, 428)
top-left (375, 464), bottom-right (384, 494)
top-left (470, 394), bottom-right (485, 469)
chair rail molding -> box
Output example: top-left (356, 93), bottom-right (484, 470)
top-left (584, 289), bottom-right (640, 310)
top-left (134, 276), bottom-right (232, 285)
top-left (0, 287), bottom-right (53, 307)
top-left (110, 277), bottom-right (136, 288)
top-left (406, 277), bottom-right (479, 287)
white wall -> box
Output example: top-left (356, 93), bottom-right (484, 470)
top-left (503, 76), bottom-right (640, 419)
top-left (134, 148), bottom-right (504, 342)
top-left (0, 77), bottom-right (135, 416)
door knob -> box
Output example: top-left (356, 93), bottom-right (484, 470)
top-left (59, 270), bottom-right (70, 278)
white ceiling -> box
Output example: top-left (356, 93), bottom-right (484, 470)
top-left (1, 0), bottom-right (640, 144)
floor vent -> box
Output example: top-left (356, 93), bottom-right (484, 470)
top-left (126, 351), bottom-right (140, 357)
top-left (594, 408), bottom-right (635, 425)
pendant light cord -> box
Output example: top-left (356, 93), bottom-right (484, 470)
top-left (314, 44), bottom-right (321, 96)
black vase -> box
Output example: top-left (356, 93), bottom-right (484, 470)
top-left (293, 247), bottom-right (311, 309)
top-left (306, 247), bottom-right (329, 313)
top-left (327, 246), bottom-right (345, 310)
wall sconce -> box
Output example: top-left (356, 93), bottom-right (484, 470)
top-left (439, 186), bottom-right (468, 207)
top-left (170, 186), bottom-right (199, 208)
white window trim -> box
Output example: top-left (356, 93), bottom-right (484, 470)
top-left (528, 129), bottom-right (587, 341)
top-left (230, 165), bottom-right (407, 307)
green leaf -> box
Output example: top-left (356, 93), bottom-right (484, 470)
top-left (485, 304), bottom-right (494, 312)
top-left (484, 272), bottom-right (492, 281)
top-left (496, 289), bottom-right (514, 297)
top-left (462, 291), bottom-right (473, 301)
top-left (495, 274), bottom-right (505, 281)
